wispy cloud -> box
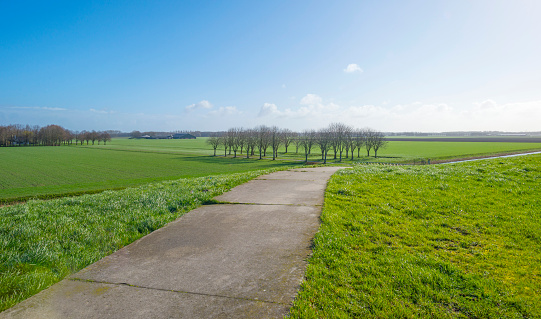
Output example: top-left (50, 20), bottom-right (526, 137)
top-left (90, 108), bottom-right (116, 114)
top-left (207, 106), bottom-right (240, 117)
top-left (185, 100), bottom-right (213, 112)
top-left (344, 63), bottom-right (363, 73)
top-left (9, 106), bottom-right (67, 111)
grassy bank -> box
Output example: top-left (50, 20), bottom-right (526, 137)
top-left (289, 155), bottom-right (541, 318)
top-left (0, 167), bottom-right (288, 312)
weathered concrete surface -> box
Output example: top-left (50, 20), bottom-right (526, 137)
top-left (215, 167), bottom-right (344, 206)
top-left (256, 167), bottom-right (346, 181)
top-left (73, 204), bottom-right (320, 303)
top-left (1, 280), bottom-right (288, 319)
top-left (0, 166), bottom-right (344, 319)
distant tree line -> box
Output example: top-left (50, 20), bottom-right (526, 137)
top-left (206, 123), bottom-right (387, 163)
top-left (0, 124), bottom-right (111, 147)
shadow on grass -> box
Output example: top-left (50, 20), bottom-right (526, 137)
top-left (175, 155), bottom-right (304, 168)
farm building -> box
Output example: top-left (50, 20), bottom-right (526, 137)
top-left (172, 133), bottom-right (196, 139)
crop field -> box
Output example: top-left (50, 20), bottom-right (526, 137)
top-left (280, 140), bottom-right (541, 164)
top-left (0, 167), bottom-right (288, 312)
top-left (372, 141), bottom-right (541, 163)
top-left (1, 137), bottom-right (540, 203)
top-left (289, 154), bottom-right (541, 318)
top-left (0, 138), bottom-right (299, 203)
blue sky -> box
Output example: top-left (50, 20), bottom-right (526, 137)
top-left (1, 0), bottom-right (540, 132)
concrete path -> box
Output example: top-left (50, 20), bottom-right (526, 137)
top-left (1, 166), bottom-right (344, 319)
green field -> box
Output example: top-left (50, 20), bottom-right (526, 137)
top-left (1, 137), bottom-right (540, 203)
top-left (289, 154), bottom-right (541, 318)
top-left (372, 141), bottom-right (541, 163)
top-left (0, 138), bottom-right (299, 203)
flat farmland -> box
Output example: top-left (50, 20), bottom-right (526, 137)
top-left (1, 137), bottom-right (540, 203)
top-left (279, 140), bottom-right (541, 163)
top-left (0, 138), bottom-right (298, 203)
top-left (374, 141), bottom-right (541, 162)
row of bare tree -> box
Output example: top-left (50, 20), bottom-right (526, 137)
top-left (0, 124), bottom-right (111, 147)
top-left (206, 123), bottom-right (387, 163)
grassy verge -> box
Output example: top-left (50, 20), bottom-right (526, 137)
top-left (289, 155), bottom-right (541, 318)
top-left (0, 167), bottom-right (290, 312)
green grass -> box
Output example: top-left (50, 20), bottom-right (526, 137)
top-left (0, 138), bottom-right (300, 203)
top-left (276, 141), bottom-right (541, 164)
top-left (1, 138), bottom-right (540, 203)
top-left (375, 141), bottom-right (541, 163)
top-left (0, 167), bottom-right (290, 312)
top-left (289, 154), bottom-right (541, 318)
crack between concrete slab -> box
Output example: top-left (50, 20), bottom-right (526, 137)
top-left (211, 202), bottom-right (321, 207)
top-left (256, 178), bottom-right (320, 181)
top-left (69, 277), bottom-right (289, 306)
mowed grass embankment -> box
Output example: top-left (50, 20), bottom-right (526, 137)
top-left (0, 138), bottom-right (299, 203)
top-left (289, 154), bottom-right (541, 318)
top-left (0, 167), bottom-right (291, 312)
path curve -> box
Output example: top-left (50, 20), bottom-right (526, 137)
top-left (0, 166), bottom-right (344, 319)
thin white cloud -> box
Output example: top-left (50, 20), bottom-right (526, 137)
top-left (207, 106), bottom-right (240, 117)
top-left (300, 94), bottom-right (323, 106)
top-left (344, 63), bottom-right (363, 73)
top-left (258, 103), bottom-right (279, 117)
top-left (258, 94), bottom-right (339, 120)
top-left (185, 100), bottom-right (213, 112)
top-left (9, 106), bottom-right (67, 111)
top-left (90, 108), bottom-right (115, 114)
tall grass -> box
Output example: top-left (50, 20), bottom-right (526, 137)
top-left (0, 168), bottom-right (286, 312)
top-left (289, 155), bottom-right (541, 318)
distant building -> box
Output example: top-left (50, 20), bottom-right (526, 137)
top-left (172, 133), bottom-right (196, 139)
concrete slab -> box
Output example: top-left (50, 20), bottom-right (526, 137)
top-left (214, 179), bottom-right (327, 205)
top-left (0, 280), bottom-right (288, 319)
top-left (72, 204), bottom-right (320, 304)
top-left (255, 166), bottom-right (345, 181)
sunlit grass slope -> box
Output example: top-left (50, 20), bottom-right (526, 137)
top-left (289, 155), bottom-right (541, 318)
top-left (0, 168), bottom-right (287, 312)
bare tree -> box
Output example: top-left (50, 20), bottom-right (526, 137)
top-left (256, 125), bottom-right (271, 159)
top-left (371, 131), bottom-right (388, 158)
top-left (270, 126), bottom-right (281, 160)
top-left (364, 128), bottom-right (375, 157)
top-left (218, 134), bottom-right (227, 156)
top-left (236, 128), bottom-right (246, 155)
top-left (315, 128), bottom-right (331, 164)
top-left (299, 129), bottom-right (316, 162)
top-left (245, 129), bottom-right (257, 159)
top-left (228, 128), bottom-right (242, 158)
top-left (207, 133), bottom-right (221, 156)
top-left (328, 122), bottom-right (352, 162)
top-left (293, 132), bottom-right (302, 154)
top-left (100, 131), bottom-right (112, 145)
top-left (281, 128), bottom-right (294, 153)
